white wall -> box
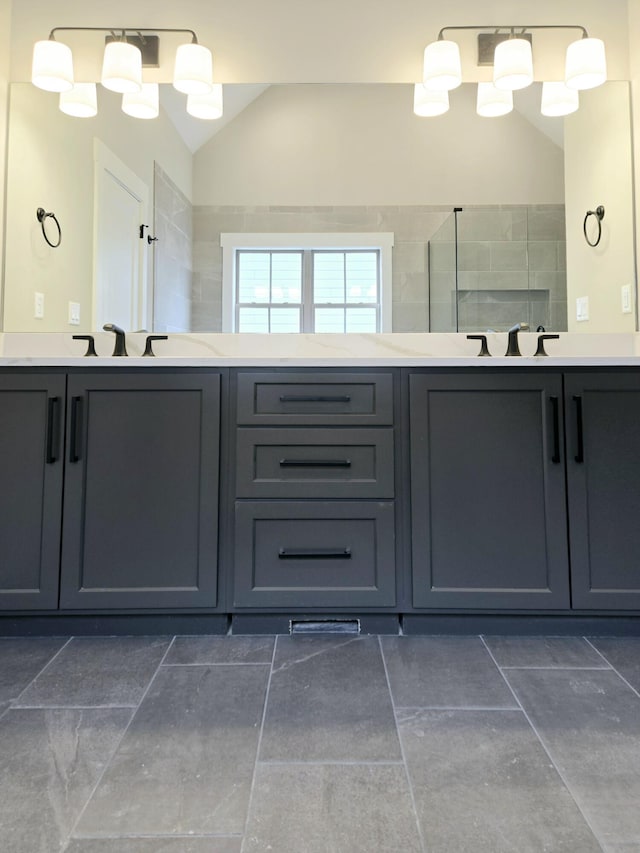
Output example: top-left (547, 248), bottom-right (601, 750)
top-left (628, 0), bottom-right (640, 330)
top-left (193, 84), bottom-right (565, 207)
top-left (0, 0), bottom-right (12, 325)
top-left (565, 82), bottom-right (636, 333)
top-left (3, 84), bottom-right (192, 331)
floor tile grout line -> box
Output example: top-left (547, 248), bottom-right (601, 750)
top-left (61, 634), bottom-right (177, 851)
top-left (499, 665), bottom-right (612, 670)
top-left (393, 705), bottom-right (526, 713)
top-left (257, 759), bottom-right (407, 766)
top-left (11, 704), bottom-right (141, 710)
top-left (378, 635), bottom-right (428, 853)
top-left (162, 661), bottom-right (272, 667)
top-left (10, 635), bottom-right (74, 707)
top-left (239, 635), bottom-right (278, 853)
top-left (583, 638), bottom-right (640, 701)
top-left (71, 832), bottom-right (244, 840)
top-left (479, 635), bottom-right (607, 853)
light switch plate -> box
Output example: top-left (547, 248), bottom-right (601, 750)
top-left (622, 284), bottom-right (632, 314)
top-left (576, 295), bottom-right (589, 322)
top-left (34, 292), bottom-right (44, 319)
top-left (68, 301), bottom-right (81, 325)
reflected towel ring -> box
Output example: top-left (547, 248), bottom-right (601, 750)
top-left (583, 205), bottom-right (605, 247)
top-left (36, 207), bottom-right (62, 248)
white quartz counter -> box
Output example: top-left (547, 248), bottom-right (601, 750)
top-left (1, 332), bottom-right (640, 367)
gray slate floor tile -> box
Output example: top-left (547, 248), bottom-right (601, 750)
top-left (260, 636), bottom-right (400, 761)
top-left (483, 635), bottom-right (608, 668)
top-left (76, 665), bottom-right (269, 836)
top-left (165, 635), bottom-right (274, 665)
top-left (506, 668), bottom-right (640, 847)
top-left (242, 763), bottom-right (422, 853)
top-left (65, 838), bottom-right (242, 853)
top-left (397, 708), bottom-right (601, 853)
top-left (16, 637), bottom-right (171, 707)
top-left (0, 636), bottom-right (69, 713)
top-left (588, 638), bottom-right (640, 692)
top-left (381, 636), bottom-right (517, 708)
top-left (0, 707), bottom-right (132, 853)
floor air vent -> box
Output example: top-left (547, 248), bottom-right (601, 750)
top-left (290, 619), bottom-right (361, 635)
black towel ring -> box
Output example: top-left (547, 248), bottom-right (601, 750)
top-left (583, 205), bottom-right (605, 247)
top-left (36, 207), bottom-right (62, 248)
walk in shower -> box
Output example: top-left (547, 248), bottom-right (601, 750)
top-left (428, 206), bottom-right (567, 333)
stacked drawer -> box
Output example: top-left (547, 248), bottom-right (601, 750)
top-left (233, 371), bottom-right (396, 608)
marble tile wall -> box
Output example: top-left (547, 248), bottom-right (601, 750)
top-left (153, 164), bottom-right (193, 333)
top-left (429, 205), bottom-right (567, 333)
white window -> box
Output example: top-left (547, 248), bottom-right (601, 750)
top-left (221, 233), bottom-right (394, 332)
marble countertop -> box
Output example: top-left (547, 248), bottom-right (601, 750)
top-left (1, 332), bottom-right (640, 367)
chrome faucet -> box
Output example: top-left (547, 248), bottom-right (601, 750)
top-left (103, 323), bottom-right (128, 356)
top-left (504, 322), bottom-right (529, 357)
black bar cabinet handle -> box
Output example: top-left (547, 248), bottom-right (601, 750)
top-left (45, 397), bottom-right (60, 464)
top-left (573, 395), bottom-right (584, 464)
top-left (550, 396), bottom-right (560, 464)
top-left (279, 395), bottom-right (351, 403)
top-left (279, 459), bottom-right (352, 468)
top-left (69, 396), bottom-right (83, 463)
top-left (278, 547), bottom-right (352, 560)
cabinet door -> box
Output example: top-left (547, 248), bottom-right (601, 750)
top-left (0, 374), bottom-right (65, 609)
top-left (409, 373), bottom-right (569, 609)
top-left (60, 373), bottom-right (220, 609)
top-left (565, 372), bottom-right (640, 609)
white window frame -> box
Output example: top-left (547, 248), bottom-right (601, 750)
top-left (221, 232), bottom-right (394, 332)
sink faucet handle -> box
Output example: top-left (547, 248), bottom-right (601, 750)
top-left (102, 323), bottom-right (128, 357)
top-left (466, 334), bottom-right (491, 357)
top-left (72, 334), bottom-right (97, 357)
top-left (505, 322), bottom-right (529, 357)
top-left (534, 334), bottom-right (560, 357)
top-left (143, 335), bottom-right (169, 357)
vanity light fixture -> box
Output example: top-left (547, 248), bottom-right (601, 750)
top-left (421, 24), bottom-right (606, 116)
top-left (413, 83), bottom-right (449, 117)
top-left (540, 81), bottom-right (579, 117)
top-left (31, 27), bottom-right (220, 120)
top-left (476, 82), bottom-right (513, 117)
top-left (59, 82), bottom-right (98, 117)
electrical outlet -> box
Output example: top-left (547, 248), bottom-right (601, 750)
top-left (576, 295), bottom-right (589, 322)
top-left (622, 284), bottom-right (632, 314)
top-left (68, 301), bottom-right (81, 325)
top-left (34, 292), bottom-right (45, 319)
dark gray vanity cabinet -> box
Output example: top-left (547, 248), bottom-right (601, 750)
top-left (232, 371), bottom-right (397, 609)
top-left (59, 372), bottom-right (220, 609)
top-left (409, 372), bottom-right (570, 609)
top-left (0, 374), bottom-right (65, 609)
top-left (565, 372), bottom-right (640, 610)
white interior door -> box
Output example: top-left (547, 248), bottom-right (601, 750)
top-left (93, 139), bottom-right (149, 332)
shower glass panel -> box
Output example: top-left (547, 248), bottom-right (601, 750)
top-left (428, 206), bottom-right (567, 333)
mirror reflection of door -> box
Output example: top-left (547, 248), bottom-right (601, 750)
top-left (93, 140), bottom-right (149, 332)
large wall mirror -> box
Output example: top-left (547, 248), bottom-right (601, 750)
top-left (1, 80), bottom-right (636, 335)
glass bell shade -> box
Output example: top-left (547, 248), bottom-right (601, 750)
top-left (493, 37), bottom-right (533, 90)
top-left (413, 83), bottom-right (449, 117)
top-left (122, 83), bottom-right (159, 119)
top-left (477, 82), bottom-right (513, 117)
top-left (423, 40), bottom-right (462, 91)
top-left (540, 81), bottom-right (579, 117)
top-left (101, 40), bottom-right (142, 94)
top-left (565, 37), bottom-right (607, 90)
top-left (59, 83), bottom-right (98, 117)
top-left (173, 43), bottom-right (213, 95)
top-left (32, 39), bottom-right (74, 92)
top-left (187, 84), bottom-right (224, 119)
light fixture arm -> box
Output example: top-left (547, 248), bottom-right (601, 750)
top-left (437, 24), bottom-right (589, 40)
top-left (47, 26), bottom-right (199, 44)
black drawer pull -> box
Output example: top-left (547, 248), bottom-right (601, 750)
top-left (279, 459), bottom-right (352, 468)
top-left (45, 397), bottom-right (60, 464)
top-left (279, 395), bottom-right (352, 403)
top-left (69, 396), bottom-right (83, 463)
top-left (278, 547), bottom-right (352, 560)
top-left (550, 396), bottom-right (560, 464)
top-left (573, 395), bottom-right (584, 464)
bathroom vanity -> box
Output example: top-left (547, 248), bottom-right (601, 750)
top-left (1, 332), bottom-right (640, 634)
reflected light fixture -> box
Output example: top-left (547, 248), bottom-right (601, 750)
top-left (540, 81), bottom-right (579, 117)
top-left (476, 82), bottom-right (513, 117)
top-left (59, 82), bottom-right (98, 117)
top-left (413, 83), bottom-right (449, 116)
top-left (186, 83), bottom-right (224, 119)
top-left (31, 26), bottom-right (216, 120)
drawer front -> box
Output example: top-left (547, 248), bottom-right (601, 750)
top-left (236, 428), bottom-right (394, 498)
top-left (236, 372), bottom-right (393, 425)
top-left (234, 501), bottom-right (396, 608)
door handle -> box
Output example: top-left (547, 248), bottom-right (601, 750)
top-left (278, 547), bottom-right (352, 559)
top-left (69, 396), bottom-right (83, 463)
top-left (549, 396), bottom-right (560, 464)
top-left (573, 395), bottom-right (584, 464)
top-left (45, 397), bottom-right (60, 464)
top-left (279, 459), bottom-right (352, 468)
